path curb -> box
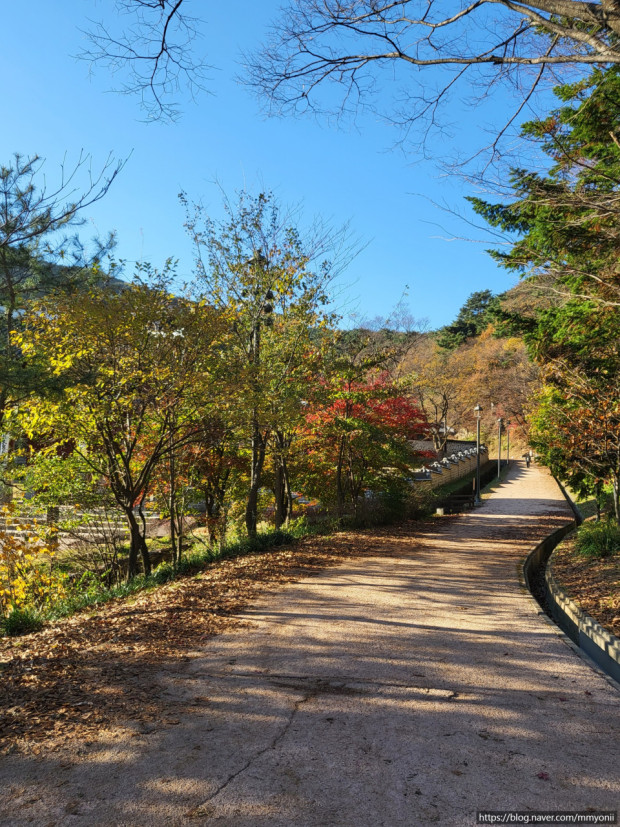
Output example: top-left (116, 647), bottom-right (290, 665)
top-left (546, 557), bottom-right (620, 684)
top-left (552, 474), bottom-right (584, 525)
top-left (523, 522), bottom-right (620, 685)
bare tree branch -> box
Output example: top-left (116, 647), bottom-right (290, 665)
top-left (244, 0), bottom-right (620, 147)
top-left (79, 0), bottom-right (211, 121)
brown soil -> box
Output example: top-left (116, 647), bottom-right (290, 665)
top-left (550, 535), bottom-right (620, 638)
top-left (0, 523), bottom-right (419, 757)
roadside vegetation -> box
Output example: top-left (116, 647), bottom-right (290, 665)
top-left (1, 171), bottom-right (483, 637)
top-left (2, 69), bottom-right (620, 646)
top-left (551, 521), bottom-right (620, 638)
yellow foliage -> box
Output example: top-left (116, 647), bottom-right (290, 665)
top-left (0, 531), bottom-right (67, 617)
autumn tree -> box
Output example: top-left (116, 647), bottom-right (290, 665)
top-left (403, 336), bottom-right (468, 452)
top-left (181, 418), bottom-right (245, 546)
top-left (149, 411), bottom-right (248, 552)
top-left (300, 322), bottom-right (425, 518)
top-left (402, 294), bottom-right (539, 450)
top-left (15, 271), bottom-right (225, 579)
top-left (0, 153), bottom-right (121, 434)
top-left (460, 328), bottom-right (538, 442)
top-left (266, 342), bottom-right (328, 530)
top-left (528, 302), bottom-right (620, 519)
top-left (184, 188), bottom-right (354, 537)
top-left (302, 371), bottom-right (429, 520)
top-left (409, 291), bottom-right (503, 450)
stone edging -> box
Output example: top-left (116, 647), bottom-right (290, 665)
top-left (522, 522), bottom-right (575, 595)
top-left (546, 557), bottom-right (620, 684)
top-left (523, 523), bottom-right (620, 685)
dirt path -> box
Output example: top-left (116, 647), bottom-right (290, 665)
top-left (1, 463), bottom-right (618, 826)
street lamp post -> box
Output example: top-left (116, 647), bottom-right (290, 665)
top-left (497, 417), bottom-right (503, 478)
top-left (442, 415), bottom-right (447, 457)
top-left (474, 404), bottom-right (482, 504)
top-left (506, 420), bottom-right (511, 469)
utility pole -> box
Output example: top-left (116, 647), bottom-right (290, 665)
top-left (497, 417), bottom-right (503, 479)
top-left (474, 404), bottom-right (482, 504)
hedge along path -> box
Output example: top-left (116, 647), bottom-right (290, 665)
top-left (0, 462), bottom-right (619, 826)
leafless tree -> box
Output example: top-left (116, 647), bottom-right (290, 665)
top-left (80, 0), bottom-right (210, 121)
top-left (244, 0), bottom-right (620, 154)
top-left (78, 0), bottom-right (620, 140)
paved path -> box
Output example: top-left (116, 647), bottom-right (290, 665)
top-left (2, 463), bottom-right (619, 826)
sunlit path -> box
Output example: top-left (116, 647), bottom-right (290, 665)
top-left (1, 462), bottom-right (618, 826)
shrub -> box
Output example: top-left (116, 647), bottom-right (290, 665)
top-left (0, 516), bottom-right (68, 621)
top-left (2, 606), bottom-right (43, 636)
top-left (575, 520), bottom-right (620, 559)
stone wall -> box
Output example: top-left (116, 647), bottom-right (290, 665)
top-left (414, 447), bottom-right (489, 490)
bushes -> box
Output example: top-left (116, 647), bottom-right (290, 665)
top-left (0, 522), bottom-right (308, 636)
top-left (0, 528), bottom-right (67, 622)
top-left (1, 607), bottom-right (43, 636)
top-left (0, 503), bottom-right (424, 637)
top-left (575, 520), bottom-right (620, 559)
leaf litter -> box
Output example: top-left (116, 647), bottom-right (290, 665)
top-left (551, 535), bottom-right (620, 637)
top-left (0, 524), bottom-right (420, 756)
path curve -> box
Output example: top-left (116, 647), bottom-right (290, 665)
top-left (2, 463), bottom-right (619, 826)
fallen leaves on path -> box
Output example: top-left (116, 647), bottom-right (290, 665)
top-left (0, 508), bottom-right (584, 759)
top-left (0, 524), bottom-right (419, 756)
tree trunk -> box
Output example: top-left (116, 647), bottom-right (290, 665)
top-left (169, 456), bottom-right (177, 568)
top-left (205, 493), bottom-right (219, 545)
top-left (136, 496), bottom-right (151, 576)
top-left (612, 473), bottom-right (620, 525)
top-left (176, 497), bottom-right (184, 565)
top-left (335, 435), bottom-right (347, 520)
top-left (274, 431), bottom-right (293, 529)
top-left (284, 461), bottom-right (293, 527)
top-left (348, 454), bottom-right (359, 520)
top-left (218, 509), bottom-right (227, 552)
top-left (601, 0), bottom-right (620, 37)
top-left (46, 506), bottom-right (60, 549)
top-left (124, 507), bottom-right (150, 581)
top-left (245, 419), bottom-right (267, 537)
top-left (204, 465), bottom-right (230, 546)
top-left (245, 462), bottom-right (265, 536)
top-left (274, 462), bottom-right (286, 530)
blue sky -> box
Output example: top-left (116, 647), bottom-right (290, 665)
top-left (1, 1), bottom-right (544, 329)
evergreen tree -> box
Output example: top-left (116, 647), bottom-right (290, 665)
top-left (471, 68), bottom-right (620, 519)
top-left (0, 153), bottom-right (119, 431)
top-left (435, 290), bottom-right (500, 351)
